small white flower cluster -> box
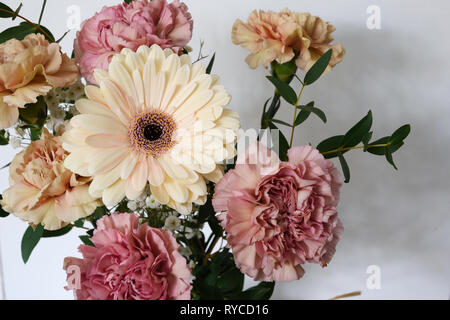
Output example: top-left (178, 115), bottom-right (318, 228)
top-left (45, 80), bottom-right (85, 132)
top-left (127, 193), bottom-right (162, 212)
top-left (9, 136), bottom-right (22, 149)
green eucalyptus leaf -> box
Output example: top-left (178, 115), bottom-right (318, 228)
top-left (341, 111), bottom-right (372, 148)
top-left (0, 2), bottom-right (14, 18)
top-left (367, 137), bottom-right (403, 155)
top-left (79, 235), bottom-right (94, 247)
top-left (74, 218), bottom-right (84, 228)
top-left (389, 124), bottom-right (411, 145)
top-left (317, 135), bottom-right (345, 159)
top-left (362, 131), bottom-right (373, 150)
top-left (271, 119), bottom-right (292, 127)
top-left (205, 52), bottom-right (215, 74)
top-left (304, 49), bottom-right (332, 85)
top-left (0, 21), bottom-right (54, 43)
top-left (42, 225), bottom-right (72, 238)
top-left (338, 153), bottom-right (350, 183)
top-left (269, 122), bottom-right (289, 161)
top-left (385, 146), bottom-right (398, 170)
top-left (298, 101), bottom-right (326, 123)
top-left (21, 224), bottom-right (44, 263)
top-left (234, 282), bottom-right (275, 300)
top-left (295, 109), bottom-right (311, 126)
top-left (266, 76), bottom-right (297, 105)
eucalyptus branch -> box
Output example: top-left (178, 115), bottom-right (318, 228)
top-left (321, 142), bottom-right (392, 156)
top-left (0, 8), bottom-right (53, 42)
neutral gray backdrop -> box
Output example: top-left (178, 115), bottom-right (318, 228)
top-left (0, 0), bottom-right (449, 299)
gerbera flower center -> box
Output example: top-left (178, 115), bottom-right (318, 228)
top-left (128, 110), bottom-right (177, 157)
top-left (144, 124), bottom-right (163, 141)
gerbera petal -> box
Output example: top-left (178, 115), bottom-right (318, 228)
top-left (85, 133), bottom-right (128, 148)
top-left (131, 160), bottom-right (148, 192)
top-left (164, 180), bottom-right (188, 203)
top-left (102, 179), bottom-right (126, 206)
top-left (88, 147), bottom-right (128, 175)
top-left (147, 157), bottom-right (164, 186)
top-left (70, 114), bottom-right (126, 135)
top-left (150, 184), bottom-right (169, 205)
top-left (75, 98), bottom-right (112, 117)
top-left (100, 79), bottom-right (132, 123)
top-left (120, 154), bottom-right (138, 180)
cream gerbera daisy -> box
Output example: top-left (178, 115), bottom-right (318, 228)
top-left (62, 44), bottom-right (240, 214)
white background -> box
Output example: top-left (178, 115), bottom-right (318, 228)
top-left (0, 0), bottom-right (449, 300)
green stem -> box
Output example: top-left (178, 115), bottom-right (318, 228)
top-left (289, 83), bottom-right (306, 147)
top-left (38, 0), bottom-right (47, 25)
top-left (321, 143), bottom-right (391, 156)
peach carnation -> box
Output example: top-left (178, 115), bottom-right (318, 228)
top-left (0, 33), bottom-right (79, 129)
top-left (63, 213), bottom-right (192, 300)
top-left (74, 0), bottom-right (193, 84)
top-left (0, 129), bottom-right (100, 230)
top-left (213, 143), bottom-right (343, 282)
top-left (231, 9), bottom-right (345, 72)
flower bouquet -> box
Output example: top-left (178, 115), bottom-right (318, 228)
top-left (0, 0), bottom-right (410, 300)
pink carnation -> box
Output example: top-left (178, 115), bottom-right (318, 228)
top-left (74, 0), bottom-right (193, 83)
top-left (213, 143), bottom-right (343, 282)
top-left (63, 213), bottom-right (192, 300)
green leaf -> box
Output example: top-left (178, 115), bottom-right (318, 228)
top-left (0, 23), bottom-right (35, 43)
top-left (298, 101), bottom-right (327, 123)
top-left (205, 52), bottom-right (215, 74)
top-left (0, 21), bottom-right (54, 44)
top-left (234, 282), bottom-right (275, 300)
top-left (79, 235), bottom-right (94, 247)
top-left (389, 124), bottom-right (411, 145)
top-left (269, 122), bottom-right (289, 161)
top-left (0, 3), bottom-right (14, 18)
top-left (74, 218), bottom-right (84, 228)
top-left (385, 147), bottom-right (398, 170)
top-left (124, 0), bottom-right (133, 4)
top-left (271, 119), bottom-right (292, 127)
top-left (38, 24), bottom-right (55, 42)
top-left (295, 109), bottom-right (311, 126)
top-left (266, 76), bottom-right (297, 105)
top-left (338, 153), bottom-right (350, 183)
top-left (304, 49), bottom-right (332, 85)
top-left (0, 129), bottom-right (9, 145)
top-left (260, 98), bottom-right (271, 128)
top-left (362, 131), bottom-right (373, 151)
top-left (317, 135), bottom-right (345, 159)
top-left (0, 194), bottom-right (9, 217)
top-left (217, 267), bottom-right (244, 295)
top-left (366, 137), bottom-right (403, 155)
top-left (19, 96), bottom-right (48, 127)
top-left (198, 197), bottom-right (222, 237)
top-left (341, 111), bottom-right (373, 148)
top-left (42, 225), bottom-right (72, 238)
top-left (21, 224), bottom-right (44, 263)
